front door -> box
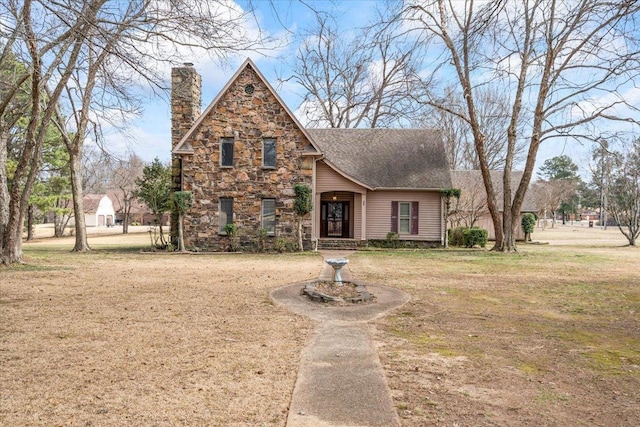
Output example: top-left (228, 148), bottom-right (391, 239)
top-left (321, 201), bottom-right (350, 238)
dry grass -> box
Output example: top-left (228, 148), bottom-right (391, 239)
top-left (351, 226), bottom-right (639, 426)
top-left (1, 230), bottom-right (318, 426)
top-left (1, 225), bottom-right (638, 426)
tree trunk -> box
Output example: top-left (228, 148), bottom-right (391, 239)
top-left (69, 148), bottom-right (90, 252)
top-left (297, 218), bottom-right (303, 251)
top-left (54, 211), bottom-right (64, 237)
top-left (0, 129), bottom-right (9, 254)
top-left (122, 197), bottom-right (130, 234)
top-left (177, 213), bottom-right (185, 251)
top-left (27, 204), bottom-right (34, 241)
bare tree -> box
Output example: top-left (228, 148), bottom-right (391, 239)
top-left (422, 86), bottom-right (527, 170)
top-left (531, 178), bottom-right (577, 228)
top-left (1, 0), bottom-right (265, 264)
top-left (607, 138), bottom-right (640, 246)
top-left (109, 153), bottom-right (144, 234)
top-left (290, 11), bottom-right (426, 128)
top-left (400, 0), bottom-right (640, 251)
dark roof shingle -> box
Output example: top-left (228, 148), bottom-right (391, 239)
top-left (308, 128), bottom-right (452, 190)
top-left (450, 170), bottom-right (537, 212)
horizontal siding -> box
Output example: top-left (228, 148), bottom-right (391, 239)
top-left (474, 214), bottom-right (525, 240)
top-left (354, 193), bottom-right (362, 240)
top-left (367, 191), bottom-right (442, 241)
top-left (316, 161), bottom-right (367, 194)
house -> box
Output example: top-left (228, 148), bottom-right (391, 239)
top-left (81, 194), bottom-right (115, 227)
top-left (171, 59), bottom-right (452, 251)
top-left (107, 190), bottom-right (169, 226)
top-left (450, 170), bottom-right (538, 240)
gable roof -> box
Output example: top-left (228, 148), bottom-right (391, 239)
top-left (308, 128), bottom-right (452, 190)
top-left (83, 194), bottom-right (109, 213)
top-left (450, 170), bottom-right (537, 212)
top-left (172, 58), bottom-right (321, 155)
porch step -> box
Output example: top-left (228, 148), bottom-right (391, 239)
top-left (317, 239), bottom-right (359, 250)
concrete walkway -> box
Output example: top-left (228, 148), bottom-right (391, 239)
top-left (270, 251), bottom-right (410, 427)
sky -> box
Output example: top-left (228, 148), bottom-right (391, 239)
top-left (102, 0), bottom-right (638, 181)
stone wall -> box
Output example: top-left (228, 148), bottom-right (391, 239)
top-left (171, 65), bottom-right (201, 244)
top-left (174, 63), bottom-right (313, 251)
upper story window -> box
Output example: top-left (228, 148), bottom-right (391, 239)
top-left (263, 137), bottom-right (276, 168)
top-left (221, 137), bottom-right (234, 167)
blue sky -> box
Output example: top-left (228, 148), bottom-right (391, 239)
top-left (107, 0), bottom-right (637, 180)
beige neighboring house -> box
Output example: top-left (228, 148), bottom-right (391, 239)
top-left (81, 194), bottom-right (115, 227)
top-left (170, 58), bottom-right (452, 251)
top-left (107, 190), bottom-right (169, 226)
top-left (451, 170), bottom-right (538, 240)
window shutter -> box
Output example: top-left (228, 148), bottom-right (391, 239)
top-left (391, 201), bottom-right (398, 233)
top-left (411, 202), bottom-right (419, 235)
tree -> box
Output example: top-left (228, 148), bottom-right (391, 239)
top-left (422, 86), bottom-right (527, 170)
top-left (538, 155), bottom-right (581, 223)
top-left (170, 191), bottom-right (192, 252)
top-left (440, 188), bottom-right (461, 248)
top-left (538, 155), bottom-right (580, 181)
top-left (135, 158), bottom-right (170, 248)
top-left (290, 11), bottom-right (426, 128)
top-left (293, 183), bottom-right (313, 251)
top-left (521, 213), bottom-right (536, 242)
top-left (590, 140), bottom-right (619, 229)
top-left (530, 178), bottom-right (576, 228)
top-left (400, 0), bottom-right (640, 252)
top-left (453, 183), bottom-right (486, 229)
top-left (109, 153), bottom-right (144, 234)
top-left (1, 0), bottom-right (265, 264)
top-left (607, 139), bottom-right (640, 246)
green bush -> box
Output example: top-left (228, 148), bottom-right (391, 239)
top-left (463, 227), bottom-right (488, 248)
top-left (386, 232), bottom-right (399, 248)
top-left (275, 236), bottom-right (287, 253)
top-left (521, 213), bottom-right (536, 241)
top-left (448, 226), bottom-right (466, 247)
top-left (257, 228), bottom-right (268, 252)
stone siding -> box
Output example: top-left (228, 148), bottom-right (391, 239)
top-left (175, 64), bottom-right (313, 251)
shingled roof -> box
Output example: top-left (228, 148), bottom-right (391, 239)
top-left (307, 128), bottom-right (452, 190)
top-left (450, 170), bottom-right (537, 212)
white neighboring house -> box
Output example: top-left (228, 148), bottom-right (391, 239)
top-left (82, 194), bottom-right (115, 227)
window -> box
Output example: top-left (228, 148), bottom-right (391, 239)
top-left (399, 202), bottom-right (411, 233)
top-left (263, 138), bottom-right (276, 168)
top-left (391, 201), bottom-right (419, 235)
top-left (219, 198), bottom-right (233, 233)
top-left (221, 137), bottom-right (234, 167)
top-left (262, 199), bottom-right (276, 235)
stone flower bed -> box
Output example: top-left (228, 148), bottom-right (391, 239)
top-left (301, 281), bottom-right (375, 305)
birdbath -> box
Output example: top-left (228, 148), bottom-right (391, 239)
top-left (325, 258), bottom-right (349, 286)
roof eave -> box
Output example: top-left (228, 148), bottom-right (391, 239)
top-left (372, 187), bottom-right (445, 192)
top-left (321, 159), bottom-right (373, 191)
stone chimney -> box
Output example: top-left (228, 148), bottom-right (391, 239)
top-left (171, 63), bottom-right (202, 148)
top-left (170, 63), bottom-right (201, 246)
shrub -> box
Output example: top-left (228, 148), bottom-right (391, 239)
top-left (463, 227), bottom-right (488, 248)
top-left (386, 232), bottom-right (400, 248)
top-left (257, 228), bottom-right (268, 252)
top-left (448, 226), bottom-right (466, 247)
top-left (275, 236), bottom-right (287, 253)
top-left (521, 213), bottom-right (536, 241)
top-left (224, 223), bottom-right (240, 252)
